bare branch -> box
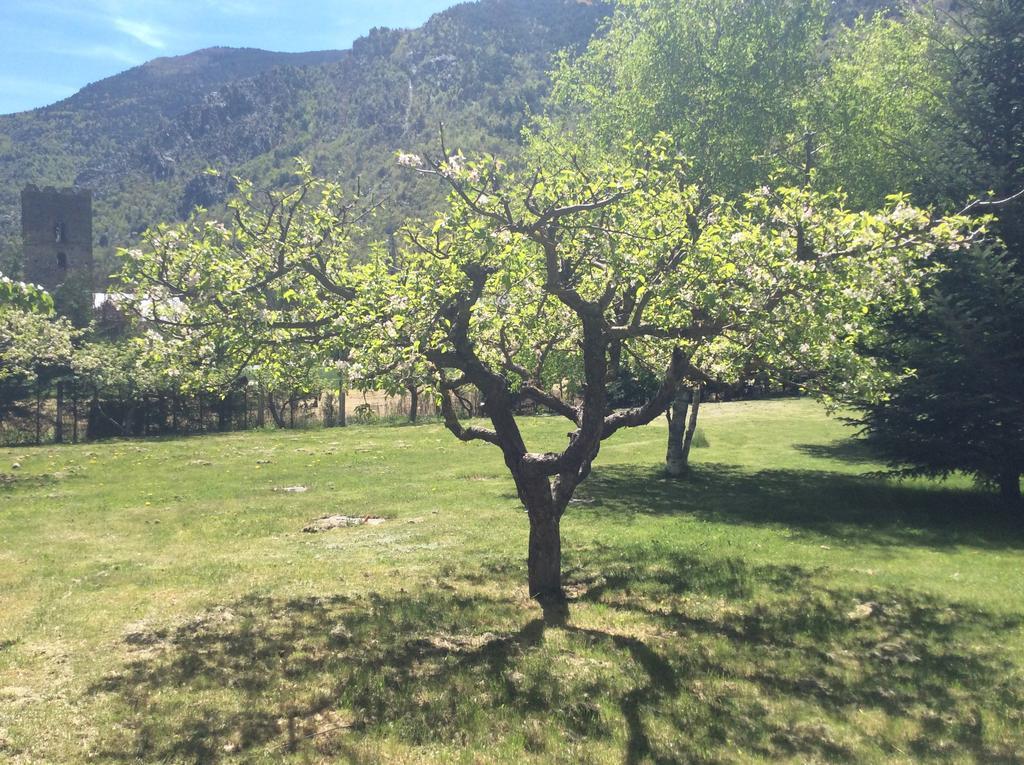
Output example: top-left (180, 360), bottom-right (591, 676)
top-left (520, 385), bottom-right (580, 424)
top-left (298, 261), bottom-right (356, 300)
top-left (607, 322), bottom-right (720, 341)
top-left (520, 450), bottom-right (564, 475)
top-left (602, 347), bottom-right (696, 439)
top-left (958, 187), bottom-right (1024, 216)
top-left (438, 388), bottom-right (502, 447)
top-left (531, 192), bottom-right (630, 232)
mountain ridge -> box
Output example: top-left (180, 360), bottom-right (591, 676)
top-left (0, 0), bottom-right (610, 277)
top-left (11, 48), bottom-right (350, 119)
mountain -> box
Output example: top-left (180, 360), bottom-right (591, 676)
top-left (0, 0), bottom-right (610, 279)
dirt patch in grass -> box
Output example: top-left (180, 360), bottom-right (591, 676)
top-left (303, 515), bottom-right (386, 532)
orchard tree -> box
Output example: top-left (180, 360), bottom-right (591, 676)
top-left (361, 141), bottom-right (978, 599)
top-left (244, 350), bottom-right (326, 429)
top-left (348, 351), bottom-right (433, 424)
top-left (1, 274), bottom-right (53, 313)
top-left (119, 164), bottom-right (375, 424)
top-left (0, 307), bottom-right (76, 425)
top-left (0, 276), bottom-right (75, 426)
top-left (121, 144), bottom-right (978, 601)
top-left (346, 242), bottom-right (436, 424)
top-left (73, 338), bottom-right (168, 438)
top-left (552, 0), bottom-right (1019, 483)
top-left (549, 0), bottom-right (832, 469)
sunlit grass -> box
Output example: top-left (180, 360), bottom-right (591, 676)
top-left (1, 399), bottom-right (1022, 762)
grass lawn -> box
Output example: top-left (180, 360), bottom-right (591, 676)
top-left (1, 398), bottom-right (1022, 763)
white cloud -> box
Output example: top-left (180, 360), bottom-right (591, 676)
top-left (112, 17), bottom-right (167, 49)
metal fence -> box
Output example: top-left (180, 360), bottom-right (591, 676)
top-left (0, 385), bottom-right (448, 446)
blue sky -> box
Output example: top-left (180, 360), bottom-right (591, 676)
top-left (0, 0), bottom-right (460, 115)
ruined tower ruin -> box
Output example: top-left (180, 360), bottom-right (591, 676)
top-left (20, 185), bottom-right (93, 294)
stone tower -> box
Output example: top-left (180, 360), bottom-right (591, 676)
top-left (21, 185), bottom-right (93, 294)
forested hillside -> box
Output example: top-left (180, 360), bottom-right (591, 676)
top-left (0, 0), bottom-right (608, 278)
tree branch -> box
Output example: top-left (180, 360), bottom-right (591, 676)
top-left (519, 385), bottom-right (580, 424)
top-left (602, 347), bottom-right (692, 438)
top-left (438, 388), bottom-right (502, 447)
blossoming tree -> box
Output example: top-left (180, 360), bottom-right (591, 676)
top-left (364, 141), bottom-right (978, 599)
top-left (121, 145), bottom-right (979, 602)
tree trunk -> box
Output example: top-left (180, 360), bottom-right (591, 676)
top-left (122, 399), bottom-right (136, 437)
top-left (256, 386), bottom-right (266, 428)
top-left (216, 394), bottom-right (230, 432)
top-left (322, 392), bottom-right (335, 428)
top-left (266, 393), bottom-right (287, 429)
top-left (681, 386), bottom-right (702, 464)
top-left (519, 474), bottom-right (563, 601)
top-left (408, 385), bottom-right (419, 424)
top-left (665, 386), bottom-right (689, 476)
top-left (528, 512), bottom-right (562, 601)
top-left (338, 384), bottom-right (347, 427)
top-left (999, 471), bottom-right (1021, 504)
top-left (86, 391), bottom-right (100, 441)
top-left (607, 339), bottom-right (622, 385)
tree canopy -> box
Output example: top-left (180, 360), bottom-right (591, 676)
top-left (551, 0), bottom-right (828, 197)
top-left (119, 136), bottom-right (980, 596)
top-left (821, 0), bottom-right (1024, 501)
top-left (98, 0), bottom-right (1021, 601)
top-left (0, 278), bottom-right (74, 423)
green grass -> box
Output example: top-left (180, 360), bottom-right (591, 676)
top-left (1, 398), bottom-right (1022, 763)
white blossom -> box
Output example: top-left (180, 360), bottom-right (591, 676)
top-left (396, 152), bottom-right (424, 168)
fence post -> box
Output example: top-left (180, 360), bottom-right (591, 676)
top-left (35, 383), bottom-right (42, 445)
top-left (71, 381), bottom-right (78, 444)
top-left (55, 381), bottom-right (64, 444)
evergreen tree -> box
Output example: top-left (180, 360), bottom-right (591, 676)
top-left (854, 243), bottom-right (1024, 502)
top-left (841, 0), bottom-right (1024, 503)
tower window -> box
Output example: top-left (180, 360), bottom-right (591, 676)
top-left (56, 252), bottom-right (68, 269)
top-left (55, 222), bottom-right (65, 243)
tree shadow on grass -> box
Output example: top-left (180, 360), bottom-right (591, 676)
top-left (792, 437), bottom-right (884, 465)
top-left (90, 548), bottom-right (1024, 763)
top-left (575, 463), bottom-right (1024, 550)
